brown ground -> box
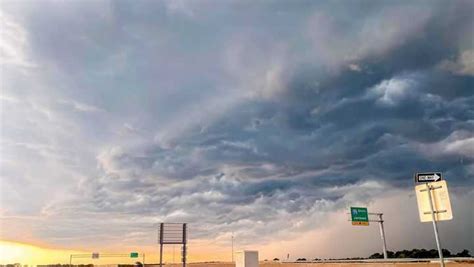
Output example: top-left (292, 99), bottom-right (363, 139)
top-left (157, 261), bottom-right (474, 267)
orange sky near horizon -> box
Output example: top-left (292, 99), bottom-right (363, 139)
top-left (0, 240), bottom-right (232, 265)
top-left (0, 240), bottom-right (86, 265)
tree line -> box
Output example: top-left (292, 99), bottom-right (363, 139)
top-left (369, 248), bottom-right (471, 259)
top-left (267, 248), bottom-right (471, 262)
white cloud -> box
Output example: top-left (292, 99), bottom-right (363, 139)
top-left (438, 50), bottom-right (474, 76)
top-left (443, 137), bottom-right (474, 157)
top-left (58, 99), bottom-right (103, 113)
top-left (163, 0), bottom-right (196, 17)
top-left (306, 5), bottom-right (433, 68)
top-left (0, 93), bottom-right (20, 103)
top-left (222, 35), bottom-right (292, 100)
top-left (369, 76), bottom-right (417, 106)
top-left (417, 130), bottom-right (474, 159)
top-left (256, 62), bottom-right (287, 99)
top-left (348, 64), bottom-right (362, 72)
top-left (356, 6), bottom-right (432, 59)
top-left (0, 12), bottom-right (35, 68)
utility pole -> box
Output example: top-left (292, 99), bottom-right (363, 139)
top-left (231, 232), bottom-right (234, 262)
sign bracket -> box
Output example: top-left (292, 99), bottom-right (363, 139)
top-left (425, 183), bottom-right (445, 267)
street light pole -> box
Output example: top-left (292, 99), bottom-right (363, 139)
top-left (231, 232), bottom-right (234, 262)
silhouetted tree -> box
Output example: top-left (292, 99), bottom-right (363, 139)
top-left (368, 248), bottom-right (470, 259)
top-left (369, 253), bottom-right (383, 259)
top-left (456, 250), bottom-right (471, 257)
top-left (441, 249), bottom-right (452, 257)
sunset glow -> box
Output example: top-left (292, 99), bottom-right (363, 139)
top-left (0, 241), bottom-right (85, 265)
top-left (0, 240), bottom-right (233, 264)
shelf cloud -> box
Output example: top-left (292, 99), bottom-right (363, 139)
top-left (1, 0), bottom-right (473, 259)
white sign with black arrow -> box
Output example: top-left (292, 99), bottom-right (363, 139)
top-left (415, 172), bottom-right (442, 183)
top-left (413, 172), bottom-right (451, 267)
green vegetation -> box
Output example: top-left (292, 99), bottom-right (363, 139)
top-left (369, 249), bottom-right (471, 259)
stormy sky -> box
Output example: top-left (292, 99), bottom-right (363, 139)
top-left (0, 0), bottom-right (473, 260)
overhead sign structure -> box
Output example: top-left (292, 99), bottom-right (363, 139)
top-left (415, 172), bottom-right (442, 183)
top-left (158, 223), bottom-right (187, 267)
top-left (351, 207), bottom-right (369, 226)
top-left (347, 208), bottom-right (388, 259)
top-left (70, 252), bottom-right (145, 265)
top-left (415, 180), bottom-right (453, 222)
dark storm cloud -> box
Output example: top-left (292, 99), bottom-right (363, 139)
top-left (1, 0), bottom-right (473, 254)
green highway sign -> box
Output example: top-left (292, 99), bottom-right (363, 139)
top-left (130, 252), bottom-right (139, 258)
top-left (351, 207), bottom-right (369, 226)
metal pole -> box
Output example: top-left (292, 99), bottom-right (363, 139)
top-left (183, 223), bottom-right (187, 267)
top-left (426, 183), bottom-right (445, 267)
top-left (160, 223), bottom-right (164, 267)
top-left (231, 232), bottom-right (234, 262)
top-left (143, 253), bottom-right (145, 266)
top-left (70, 255), bottom-right (72, 266)
top-left (377, 214), bottom-right (388, 259)
top-left (160, 244), bottom-right (163, 267)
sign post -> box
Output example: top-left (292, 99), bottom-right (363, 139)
top-left (426, 183), bottom-right (444, 267)
top-left (159, 223), bottom-right (163, 267)
top-left (231, 232), bottom-right (234, 262)
top-left (415, 173), bottom-right (452, 267)
top-left (349, 207), bottom-right (388, 259)
top-left (376, 213), bottom-right (388, 260)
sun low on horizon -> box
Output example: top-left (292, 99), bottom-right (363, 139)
top-left (0, 241), bottom-right (85, 265)
top-left (0, 240), bottom-right (231, 265)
